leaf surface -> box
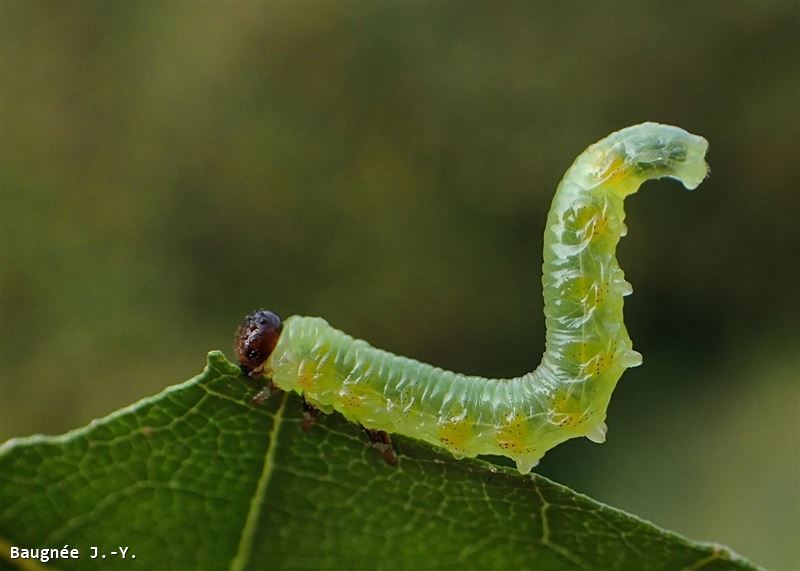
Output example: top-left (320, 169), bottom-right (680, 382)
top-left (0, 352), bottom-right (757, 570)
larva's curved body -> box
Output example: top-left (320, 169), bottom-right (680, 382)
top-left (264, 123), bottom-right (709, 473)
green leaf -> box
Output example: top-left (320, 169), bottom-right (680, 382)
top-left (0, 352), bottom-right (758, 570)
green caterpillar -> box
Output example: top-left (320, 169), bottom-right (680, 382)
top-left (236, 122), bottom-right (709, 474)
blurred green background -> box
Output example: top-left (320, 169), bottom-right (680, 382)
top-left (1, 2), bottom-right (798, 569)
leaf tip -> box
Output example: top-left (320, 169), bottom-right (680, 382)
top-left (205, 349), bottom-right (240, 376)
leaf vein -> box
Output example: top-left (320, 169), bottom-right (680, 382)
top-left (229, 392), bottom-right (288, 571)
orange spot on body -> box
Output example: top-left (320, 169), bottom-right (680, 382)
top-left (438, 418), bottom-right (473, 453)
top-left (496, 413), bottom-right (536, 455)
top-left (599, 154), bottom-right (641, 196)
top-left (551, 389), bottom-right (589, 429)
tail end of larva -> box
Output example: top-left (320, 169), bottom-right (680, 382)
top-left (663, 132), bottom-right (709, 191)
top-left (604, 122), bottom-right (710, 194)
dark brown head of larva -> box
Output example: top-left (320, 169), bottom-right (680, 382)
top-left (235, 310), bottom-right (282, 376)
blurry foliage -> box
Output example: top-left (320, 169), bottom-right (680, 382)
top-left (0, 2), bottom-right (797, 569)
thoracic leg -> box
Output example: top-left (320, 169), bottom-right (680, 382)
top-left (301, 398), bottom-right (321, 432)
top-left (250, 378), bottom-right (278, 405)
top-left (361, 426), bottom-right (398, 466)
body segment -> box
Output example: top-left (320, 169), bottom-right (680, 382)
top-left (250, 123), bottom-right (709, 473)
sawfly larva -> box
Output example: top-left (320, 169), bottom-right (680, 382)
top-left (236, 122), bottom-right (709, 474)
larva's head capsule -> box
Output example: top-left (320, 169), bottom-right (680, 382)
top-left (235, 310), bottom-right (282, 376)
